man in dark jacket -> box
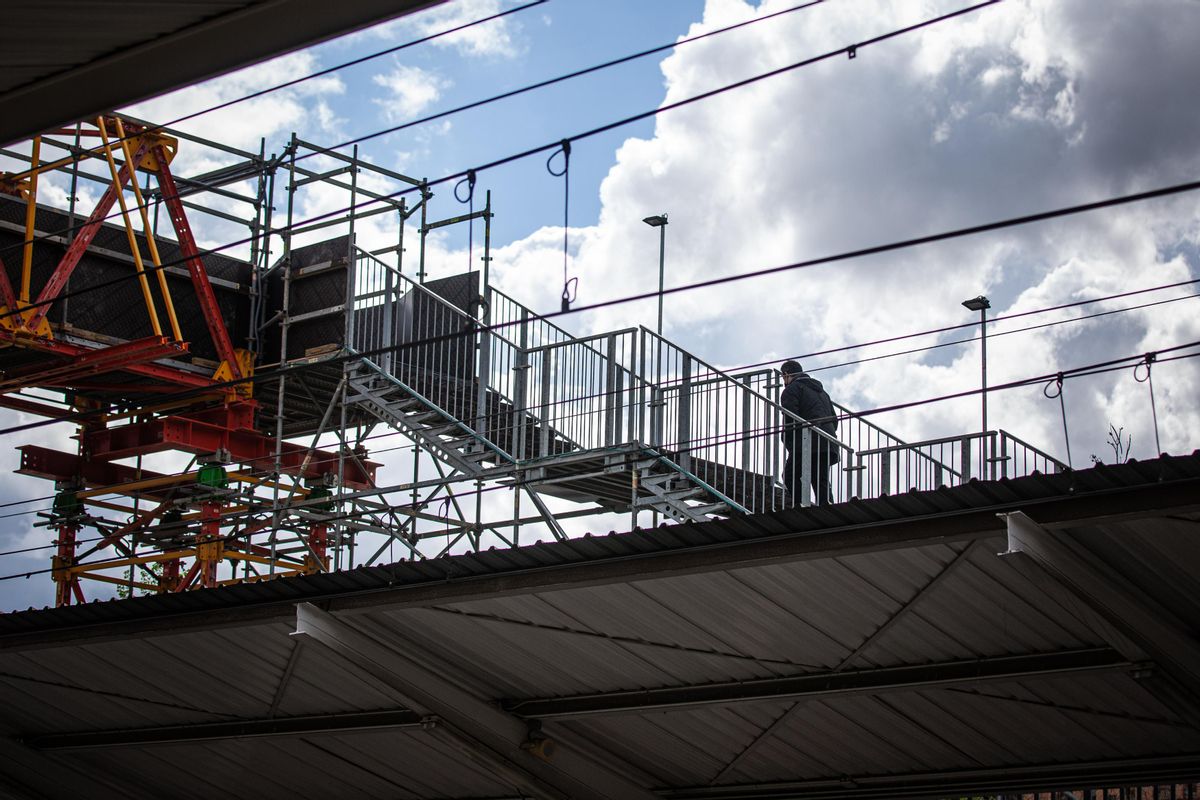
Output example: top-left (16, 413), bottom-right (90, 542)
top-left (779, 360), bottom-right (838, 505)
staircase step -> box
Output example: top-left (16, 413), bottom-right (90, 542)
top-left (424, 424), bottom-right (462, 438)
top-left (659, 487), bottom-right (704, 502)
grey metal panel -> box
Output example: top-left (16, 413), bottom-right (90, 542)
top-left (1085, 517), bottom-right (1200, 629)
top-left (381, 604), bottom-right (674, 699)
top-left (559, 709), bottom-right (767, 787)
top-left (311, 729), bottom-right (524, 799)
top-left (465, 583), bottom-right (803, 683)
top-left (270, 634), bottom-right (414, 716)
top-left (0, 647), bottom-right (230, 730)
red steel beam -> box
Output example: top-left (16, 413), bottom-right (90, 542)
top-left (0, 394), bottom-right (76, 420)
top-left (18, 446), bottom-right (174, 499)
top-left (85, 416), bottom-right (377, 488)
top-left (0, 252), bottom-right (19, 311)
top-left (153, 150), bottom-right (241, 379)
top-left (0, 336), bottom-right (183, 392)
top-left (0, 328), bottom-right (213, 389)
top-left (26, 142), bottom-right (148, 333)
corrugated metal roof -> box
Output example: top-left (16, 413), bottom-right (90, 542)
top-left (4, 452), bottom-right (1197, 642)
top-left (0, 454), bottom-right (1197, 799)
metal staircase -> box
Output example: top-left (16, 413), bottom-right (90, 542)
top-left (338, 246), bottom-right (1067, 527)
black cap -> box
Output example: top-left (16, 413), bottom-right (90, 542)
top-left (780, 360), bottom-right (802, 375)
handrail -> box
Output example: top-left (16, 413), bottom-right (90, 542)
top-left (641, 327), bottom-right (844, 449)
top-left (1000, 428), bottom-right (1067, 470)
top-left (346, 267), bottom-right (1063, 517)
top-left (644, 449), bottom-right (751, 515)
top-left (731, 366), bottom-right (921, 453)
top-left (352, 246), bottom-right (529, 351)
top-left (857, 431), bottom-right (994, 456)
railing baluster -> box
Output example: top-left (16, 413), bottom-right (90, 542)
top-left (540, 348), bottom-right (552, 457)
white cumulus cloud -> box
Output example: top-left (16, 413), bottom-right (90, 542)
top-left (482, 0), bottom-right (1200, 464)
top-left (372, 63), bottom-right (452, 122)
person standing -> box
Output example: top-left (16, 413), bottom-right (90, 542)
top-left (779, 360), bottom-right (838, 505)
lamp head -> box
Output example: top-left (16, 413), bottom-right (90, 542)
top-left (642, 214), bottom-right (668, 227)
top-left (962, 295), bottom-right (990, 312)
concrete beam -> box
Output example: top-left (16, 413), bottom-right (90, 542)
top-left (292, 602), bottom-right (658, 800)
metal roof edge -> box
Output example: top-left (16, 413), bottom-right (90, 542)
top-left (2, 452), bottom-right (1197, 651)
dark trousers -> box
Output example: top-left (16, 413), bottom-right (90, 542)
top-left (783, 445), bottom-right (833, 506)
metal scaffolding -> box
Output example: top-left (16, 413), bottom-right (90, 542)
top-left (0, 114), bottom-right (1068, 605)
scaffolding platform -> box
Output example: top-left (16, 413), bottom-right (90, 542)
top-left (0, 116), bottom-right (1068, 605)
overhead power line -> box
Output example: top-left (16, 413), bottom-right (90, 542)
top-left (807, 291), bottom-right (1200, 374)
top-left (0, 0), bottom-right (825, 258)
top-left (0, 173), bottom-right (1197, 440)
top-left (311, 0), bottom-right (829, 157)
top-left (753, 277), bottom-right (1200, 372)
top-left (160, 0), bottom-right (550, 131)
top-left (0, 0), bottom-right (994, 268)
top-left (3, 282), bottom-right (1195, 532)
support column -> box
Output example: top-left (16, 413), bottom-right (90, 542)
top-left (195, 500), bottom-right (222, 589)
top-left (195, 462), bottom-right (228, 589)
top-left (305, 487), bottom-right (332, 574)
top-left (51, 490), bottom-right (83, 607)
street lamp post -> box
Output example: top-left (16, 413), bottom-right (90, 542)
top-left (642, 214), bottom-right (669, 533)
top-left (643, 214), bottom-right (668, 336)
top-left (962, 295), bottom-right (991, 477)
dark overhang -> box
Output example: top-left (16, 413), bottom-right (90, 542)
top-left (1, 0), bottom-right (445, 146)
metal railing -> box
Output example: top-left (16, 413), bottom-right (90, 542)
top-left (346, 266), bottom-right (1069, 516)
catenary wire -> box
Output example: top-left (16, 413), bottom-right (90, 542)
top-left (749, 277), bottom-right (1200, 372)
top-left (2, 340), bottom-right (1195, 575)
top-left (0, 0), bottom-right (548, 186)
top-left (804, 291), bottom-right (1200, 374)
top-left (1, 272), bottom-right (1193, 511)
top-left (0, 3), bottom-right (1190, 573)
top-left (0, 165), bottom-right (1197, 445)
top-left (309, 0), bottom-right (828, 158)
top-left (0, 0), bottom-right (825, 260)
top-left (0, 0), bottom-right (998, 285)
top-left (161, 0), bottom-right (550, 132)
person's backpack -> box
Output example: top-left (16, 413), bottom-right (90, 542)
top-left (802, 377), bottom-right (838, 436)
top-left (818, 393), bottom-right (838, 436)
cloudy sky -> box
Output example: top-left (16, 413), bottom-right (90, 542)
top-left (2, 0), bottom-right (1198, 609)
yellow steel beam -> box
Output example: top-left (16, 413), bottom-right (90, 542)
top-left (2, 142), bottom-right (112, 183)
top-left (19, 136), bottom-right (40, 303)
top-left (76, 471), bottom-right (200, 499)
top-left (70, 549), bottom-right (196, 574)
top-left (96, 116), bottom-right (162, 337)
top-left (81, 498), bottom-right (138, 515)
top-left (77, 572), bottom-right (158, 592)
top-left (229, 471), bottom-right (309, 496)
top-left (114, 117), bottom-right (182, 342)
top-left (217, 569), bottom-right (302, 586)
top-left (223, 550), bottom-right (304, 569)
